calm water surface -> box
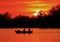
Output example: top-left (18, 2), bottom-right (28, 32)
top-left (0, 28), bottom-right (60, 42)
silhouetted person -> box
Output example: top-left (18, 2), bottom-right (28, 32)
top-left (28, 29), bottom-right (32, 34)
top-left (23, 28), bottom-right (26, 34)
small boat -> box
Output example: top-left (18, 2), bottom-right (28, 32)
top-left (15, 28), bottom-right (32, 34)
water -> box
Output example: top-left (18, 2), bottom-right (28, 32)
top-left (0, 28), bottom-right (60, 42)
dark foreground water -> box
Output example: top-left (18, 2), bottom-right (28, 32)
top-left (0, 28), bottom-right (60, 42)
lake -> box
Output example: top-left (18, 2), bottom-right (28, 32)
top-left (0, 28), bottom-right (60, 42)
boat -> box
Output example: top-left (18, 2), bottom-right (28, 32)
top-left (15, 28), bottom-right (32, 34)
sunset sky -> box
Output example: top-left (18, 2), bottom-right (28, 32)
top-left (0, 0), bottom-right (60, 18)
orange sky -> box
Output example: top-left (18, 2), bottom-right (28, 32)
top-left (0, 0), bottom-right (60, 18)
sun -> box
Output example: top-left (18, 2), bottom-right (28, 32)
top-left (32, 10), bottom-right (40, 16)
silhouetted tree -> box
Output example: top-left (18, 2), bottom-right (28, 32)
top-left (49, 5), bottom-right (60, 16)
top-left (46, 5), bottom-right (60, 27)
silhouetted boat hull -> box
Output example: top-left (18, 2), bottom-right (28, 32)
top-left (15, 29), bottom-right (32, 34)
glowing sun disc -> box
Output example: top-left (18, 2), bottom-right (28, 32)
top-left (33, 10), bottom-right (40, 16)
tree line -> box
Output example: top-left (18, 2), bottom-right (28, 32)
top-left (0, 5), bottom-right (60, 28)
